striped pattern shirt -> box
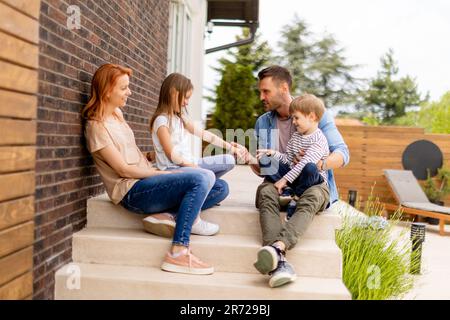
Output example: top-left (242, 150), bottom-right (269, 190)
top-left (273, 129), bottom-right (329, 184)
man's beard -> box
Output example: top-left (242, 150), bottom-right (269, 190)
top-left (264, 100), bottom-right (280, 111)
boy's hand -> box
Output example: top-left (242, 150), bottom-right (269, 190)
top-left (293, 149), bottom-right (323, 170)
top-left (274, 178), bottom-right (288, 194)
top-left (292, 149), bottom-right (305, 165)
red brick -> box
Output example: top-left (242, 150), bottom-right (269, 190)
top-left (34, 0), bottom-right (169, 300)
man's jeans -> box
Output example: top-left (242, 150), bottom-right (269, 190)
top-left (255, 181), bottom-right (330, 250)
top-left (121, 170), bottom-right (228, 247)
top-left (259, 155), bottom-right (324, 197)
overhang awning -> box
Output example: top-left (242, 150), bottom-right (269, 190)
top-left (206, 0), bottom-right (259, 54)
top-left (207, 0), bottom-right (259, 23)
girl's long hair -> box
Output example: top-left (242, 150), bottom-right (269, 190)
top-left (82, 64), bottom-right (133, 121)
top-left (150, 73), bottom-right (193, 132)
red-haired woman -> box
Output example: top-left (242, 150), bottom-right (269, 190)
top-left (82, 64), bottom-right (227, 275)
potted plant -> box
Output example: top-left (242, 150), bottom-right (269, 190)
top-left (422, 167), bottom-right (450, 224)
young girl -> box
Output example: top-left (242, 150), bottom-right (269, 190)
top-left (150, 73), bottom-right (241, 177)
top-left (150, 74), bottom-right (246, 235)
top-left (82, 64), bottom-right (225, 275)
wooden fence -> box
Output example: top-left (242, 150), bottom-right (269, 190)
top-left (335, 125), bottom-right (450, 208)
top-left (0, 0), bottom-right (40, 300)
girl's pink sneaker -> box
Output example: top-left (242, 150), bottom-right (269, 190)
top-left (161, 249), bottom-right (214, 275)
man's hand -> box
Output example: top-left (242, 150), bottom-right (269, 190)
top-left (274, 178), bottom-right (288, 195)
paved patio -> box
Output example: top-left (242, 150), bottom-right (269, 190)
top-left (402, 222), bottom-right (450, 300)
top-left (222, 165), bottom-right (450, 300)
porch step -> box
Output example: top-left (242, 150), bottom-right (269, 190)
top-left (55, 263), bottom-right (351, 300)
top-left (72, 228), bottom-right (342, 279)
top-left (86, 194), bottom-right (341, 240)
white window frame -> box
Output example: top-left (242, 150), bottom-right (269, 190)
top-left (167, 0), bottom-right (192, 75)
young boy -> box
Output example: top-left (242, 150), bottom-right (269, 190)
top-left (257, 94), bottom-right (329, 213)
top-left (254, 93), bottom-right (330, 287)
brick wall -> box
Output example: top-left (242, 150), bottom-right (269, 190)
top-left (35, 0), bottom-right (169, 299)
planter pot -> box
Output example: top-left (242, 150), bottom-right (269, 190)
top-left (427, 200), bottom-right (444, 225)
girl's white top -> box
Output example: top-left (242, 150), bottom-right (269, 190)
top-left (152, 114), bottom-right (196, 170)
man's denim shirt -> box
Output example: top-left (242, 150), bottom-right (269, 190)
top-left (254, 110), bottom-right (350, 205)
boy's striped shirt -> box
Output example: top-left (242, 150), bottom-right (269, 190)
top-left (273, 129), bottom-right (329, 183)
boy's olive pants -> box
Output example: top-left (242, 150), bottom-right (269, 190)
top-left (255, 181), bottom-right (330, 250)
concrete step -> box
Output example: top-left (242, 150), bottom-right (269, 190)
top-left (55, 263), bottom-right (351, 300)
top-left (86, 193), bottom-right (341, 240)
top-left (72, 228), bottom-right (342, 279)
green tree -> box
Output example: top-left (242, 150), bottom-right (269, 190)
top-left (278, 15), bottom-right (314, 96)
top-left (358, 49), bottom-right (428, 123)
top-left (210, 29), bottom-right (273, 135)
top-left (278, 15), bottom-right (360, 107)
top-left (418, 91), bottom-right (450, 134)
top-left (212, 63), bottom-right (259, 132)
top-left (308, 34), bottom-right (360, 107)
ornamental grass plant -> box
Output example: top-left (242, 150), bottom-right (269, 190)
top-left (335, 189), bottom-right (420, 300)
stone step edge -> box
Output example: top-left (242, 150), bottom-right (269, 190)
top-left (55, 263), bottom-right (351, 300)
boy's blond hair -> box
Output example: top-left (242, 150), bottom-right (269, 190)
top-left (289, 94), bottom-right (326, 122)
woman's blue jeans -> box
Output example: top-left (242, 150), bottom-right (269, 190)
top-left (121, 170), bottom-right (228, 247)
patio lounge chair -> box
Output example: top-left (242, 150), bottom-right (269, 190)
top-left (383, 169), bottom-right (450, 236)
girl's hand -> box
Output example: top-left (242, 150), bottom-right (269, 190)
top-left (274, 178), bottom-right (288, 195)
top-left (230, 146), bottom-right (239, 155)
top-left (230, 142), bottom-right (250, 163)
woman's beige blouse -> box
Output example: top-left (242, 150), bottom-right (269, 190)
top-left (85, 114), bottom-right (153, 204)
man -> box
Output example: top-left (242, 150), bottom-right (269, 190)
top-left (235, 66), bottom-right (350, 288)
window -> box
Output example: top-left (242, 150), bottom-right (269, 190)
top-left (168, 0), bottom-right (192, 75)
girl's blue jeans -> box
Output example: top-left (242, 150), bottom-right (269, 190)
top-left (121, 154), bottom-right (235, 246)
top-left (121, 170), bottom-right (229, 247)
top-left (197, 154), bottom-right (236, 179)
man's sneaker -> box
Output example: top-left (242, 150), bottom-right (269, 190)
top-left (269, 260), bottom-right (297, 288)
top-left (142, 213), bottom-right (176, 238)
top-left (191, 218), bottom-right (220, 236)
top-left (253, 245), bottom-right (285, 275)
top-left (161, 249), bottom-right (214, 275)
top-left (279, 187), bottom-right (294, 207)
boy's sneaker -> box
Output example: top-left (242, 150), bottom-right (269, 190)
top-left (269, 260), bottom-right (297, 288)
top-left (286, 199), bottom-right (297, 220)
top-left (279, 187), bottom-right (294, 207)
top-left (253, 245), bottom-right (285, 275)
top-left (161, 249), bottom-right (214, 275)
top-left (142, 213), bottom-right (176, 238)
top-left (191, 218), bottom-right (220, 236)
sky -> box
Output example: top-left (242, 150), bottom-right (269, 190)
top-left (203, 0), bottom-right (450, 117)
